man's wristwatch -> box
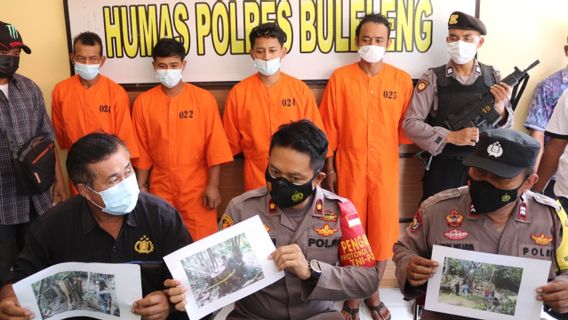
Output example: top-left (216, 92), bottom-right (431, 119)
top-left (306, 259), bottom-right (321, 286)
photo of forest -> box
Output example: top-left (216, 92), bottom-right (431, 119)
top-left (182, 233), bottom-right (264, 307)
top-left (31, 271), bottom-right (119, 319)
top-left (438, 257), bottom-right (521, 316)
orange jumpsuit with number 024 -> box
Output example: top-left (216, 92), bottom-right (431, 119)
top-left (51, 74), bottom-right (140, 153)
top-left (223, 72), bottom-right (328, 191)
top-left (319, 63), bottom-right (413, 260)
top-left (132, 83), bottom-right (233, 240)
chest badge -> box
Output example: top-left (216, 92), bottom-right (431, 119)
top-left (220, 214), bottom-right (234, 229)
top-left (268, 200), bottom-right (277, 212)
top-left (443, 229), bottom-right (469, 240)
top-left (531, 233), bottom-right (553, 246)
top-left (320, 211), bottom-right (338, 223)
top-left (314, 224), bottom-right (339, 237)
top-left (315, 199), bottom-right (324, 215)
top-left (445, 210), bottom-right (464, 227)
top-left (134, 235), bottom-right (154, 254)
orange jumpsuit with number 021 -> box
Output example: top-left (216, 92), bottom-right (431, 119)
top-left (223, 73), bottom-right (328, 191)
top-left (319, 63), bottom-right (413, 260)
top-left (51, 75), bottom-right (140, 154)
top-left (132, 83), bottom-right (233, 240)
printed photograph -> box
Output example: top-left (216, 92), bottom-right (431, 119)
top-left (438, 257), bottom-right (522, 316)
top-left (32, 271), bottom-right (120, 319)
top-left (182, 233), bottom-right (264, 307)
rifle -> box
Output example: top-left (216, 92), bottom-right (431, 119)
top-left (415, 60), bottom-right (540, 170)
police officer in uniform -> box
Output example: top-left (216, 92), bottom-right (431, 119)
top-left (166, 120), bottom-right (379, 319)
top-left (403, 11), bottom-right (513, 201)
top-left (393, 129), bottom-right (568, 320)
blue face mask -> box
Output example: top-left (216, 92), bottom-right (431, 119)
top-left (74, 62), bottom-right (100, 81)
top-left (88, 174), bottom-right (140, 216)
top-left (254, 57), bottom-right (281, 76)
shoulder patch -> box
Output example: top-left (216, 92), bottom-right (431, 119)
top-left (416, 79), bottom-right (429, 93)
top-left (219, 214), bottom-right (234, 230)
top-left (420, 187), bottom-right (464, 212)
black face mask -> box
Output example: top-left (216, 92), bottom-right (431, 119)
top-left (468, 178), bottom-right (524, 214)
top-left (0, 55), bottom-right (19, 78)
top-left (265, 170), bottom-right (317, 208)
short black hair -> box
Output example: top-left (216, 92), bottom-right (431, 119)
top-left (269, 120), bottom-right (328, 173)
top-left (249, 23), bottom-right (287, 47)
top-left (73, 32), bottom-right (103, 56)
top-left (355, 13), bottom-right (391, 38)
top-left (66, 133), bottom-right (127, 186)
top-left (152, 38), bottom-right (185, 61)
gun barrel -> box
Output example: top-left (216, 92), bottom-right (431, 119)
top-left (523, 60), bottom-right (540, 73)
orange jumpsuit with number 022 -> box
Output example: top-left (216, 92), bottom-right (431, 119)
top-left (223, 72), bottom-right (328, 191)
top-left (132, 83), bottom-right (233, 240)
top-left (319, 63), bottom-right (413, 260)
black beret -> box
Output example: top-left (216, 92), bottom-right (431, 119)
top-left (448, 11), bottom-right (487, 36)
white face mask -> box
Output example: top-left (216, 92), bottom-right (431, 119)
top-left (447, 40), bottom-right (478, 65)
top-left (156, 69), bottom-right (183, 88)
top-left (254, 58), bottom-right (281, 76)
top-left (88, 174), bottom-right (140, 216)
top-left (74, 62), bottom-right (100, 81)
top-left (358, 45), bottom-right (386, 64)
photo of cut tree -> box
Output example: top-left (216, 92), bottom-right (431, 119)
top-left (31, 271), bottom-right (120, 319)
top-left (438, 257), bottom-right (522, 316)
top-left (182, 233), bottom-right (264, 307)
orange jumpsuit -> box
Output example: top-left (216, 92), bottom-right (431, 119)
top-left (319, 63), bottom-right (413, 260)
top-left (132, 83), bottom-right (233, 240)
top-left (51, 75), bottom-right (139, 155)
top-left (223, 72), bottom-right (327, 191)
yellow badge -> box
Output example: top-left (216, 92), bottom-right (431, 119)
top-left (291, 190), bottom-right (304, 203)
top-left (268, 200), bottom-right (277, 212)
top-left (220, 214), bottom-right (234, 229)
top-left (416, 79), bottom-right (429, 93)
top-left (531, 233), bottom-right (553, 246)
top-left (134, 235), bottom-right (154, 254)
top-left (448, 14), bottom-right (459, 25)
top-left (315, 199), bottom-right (323, 214)
top-left (320, 211), bottom-right (338, 223)
top-left (314, 224), bottom-right (339, 237)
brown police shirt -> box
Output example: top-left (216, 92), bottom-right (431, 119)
top-left (393, 186), bottom-right (568, 320)
top-left (220, 186), bottom-right (379, 320)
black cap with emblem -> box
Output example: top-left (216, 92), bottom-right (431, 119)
top-left (447, 11), bottom-right (487, 36)
top-left (0, 21), bottom-right (31, 54)
top-left (463, 129), bottom-right (539, 179)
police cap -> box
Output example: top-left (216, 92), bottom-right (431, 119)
top-left (463, 129), bottom-right (539, 179)
top-left (448, 11), bottom-right (487, 36)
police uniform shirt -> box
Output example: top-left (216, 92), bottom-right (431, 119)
top-left (393, 187), bottom-right (568, 320)
top-left (220, 186), bottom-right (379, 320)
top-left (9, 192), bottom-right (192, 297)
top-left (402, 59), bottom-right (513, 155)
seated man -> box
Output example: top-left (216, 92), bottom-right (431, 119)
top-left (393, 128), bottom-right (568, 319)
top-left (166, 120), bottom-right (379, 319)
top-left (0, 133), bottom-right (192, 320)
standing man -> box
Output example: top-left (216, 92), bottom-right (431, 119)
top-left (524, 36), bottom-right (568, 196)
top-left (403, 11), bottom-right (513, 201)
top-left (223, 22), bottom-right (328, 191)
top-left (534, 90), bottom-right (568, 210)
top-left (165, 120), bottom-right (379, 319)
top-left (394, 129), bottom-right (568, 320)
top-left (132, 38), bottom-right (233, 240)
top-left (319, 13), bottom-right (413, 319)
top-left (52, 32), bottom-right (139, 162)
top-left (0, 133), bottom-right (192, 320)
top-left (0, 21), bottom-right (67, 286)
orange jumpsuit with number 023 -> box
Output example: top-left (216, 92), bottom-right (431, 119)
top-left (223, 72), bottom-right (328, 191)
top-left (319, 63), bottom-right (413, 260)
top-left (132, 83), bottom-right (233, 240)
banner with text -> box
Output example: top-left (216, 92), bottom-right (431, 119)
top-left (64, 0), bottom-right (478, 84)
